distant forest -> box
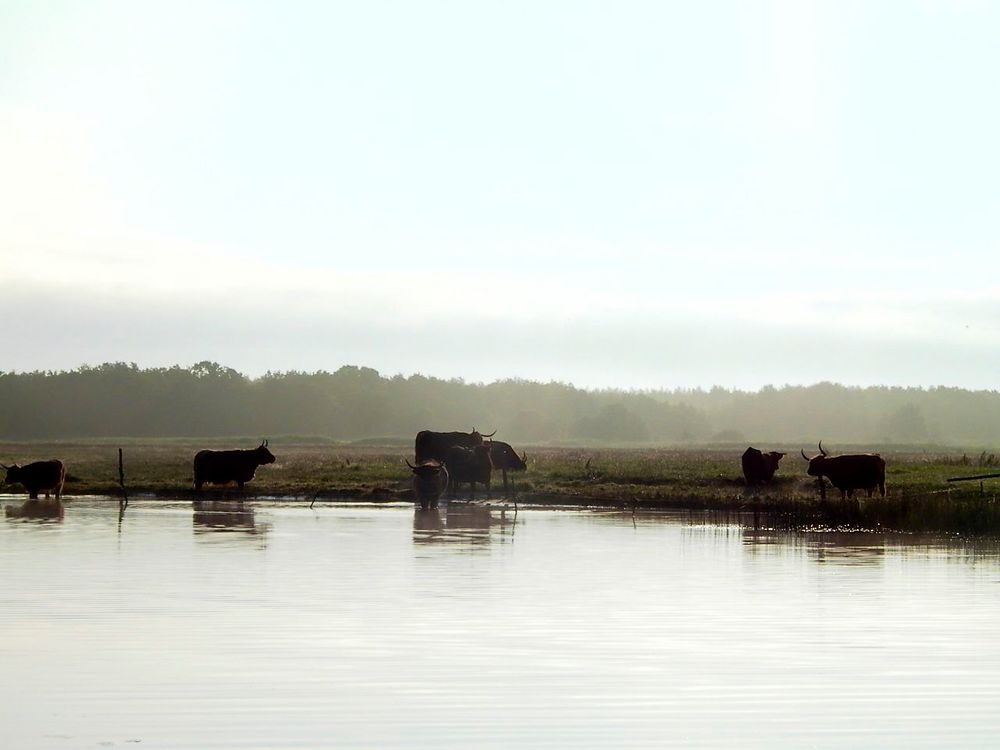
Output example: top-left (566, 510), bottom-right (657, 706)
top-left (1, 362), bottom-right (999, 447)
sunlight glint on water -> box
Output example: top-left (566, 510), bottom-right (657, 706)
top-left (2, 499), bottom-right (1000, 749)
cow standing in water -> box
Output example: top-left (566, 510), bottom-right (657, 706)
top-left (193, 440), bottom-right (276, 491)
top-left (801, 442), bottom-right (886, 500)
top-left (488, 440), bottom-right (527, 498)
top-left (2, 459), bottom-right (66, 500)
top-left (407, 460), bottom-right (449, 510)
top-left (741, 447), bottom-right (784, 486)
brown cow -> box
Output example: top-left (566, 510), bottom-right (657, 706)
top-left (443, 444), bottom-right (493, 499)
top-left (2, 459), bottom-right (66, 500)
top-left (407, 459), bottom-right (449, 510)
top-left (801, 442), bottom-right (886, 500)
top-left (741, 447), bottom-right (784, 486)
top-left (193, 440), bottom-right (275, 491)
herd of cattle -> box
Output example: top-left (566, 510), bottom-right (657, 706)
top-left (1, 433), bottom-right (886, 508)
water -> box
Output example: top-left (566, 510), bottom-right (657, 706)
top-left (3, 497), bottom-right (1000, 749)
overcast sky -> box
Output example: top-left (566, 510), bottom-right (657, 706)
top-left (2, 1), bottom-right (999, 389)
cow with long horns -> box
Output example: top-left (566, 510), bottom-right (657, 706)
top-left (193, 440), bottom-right (275, 492)
top-left (407, 459), bottom-right (449, 510)
top-left (2, 459), bottom-right (66, 500)
top-left (801, 442), bottom-right (886, 500)
top-left (414, 428), bottom-right (495, 463)
top-left (488, 440), bottom-right (527, 498)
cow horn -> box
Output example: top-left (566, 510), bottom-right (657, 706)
top-left (801, 449), bottom-right (810, 461)
top-left (405, 460), bottom-right (416, 469)
top-left (818, 441), bottom-right (827, 456)
top-left (521, 452), bottom-right (527, 464)
top-left (482, 429), bottom-right (496, 438)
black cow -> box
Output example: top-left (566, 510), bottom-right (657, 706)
top-left (488, 440), bottom-right (527, 498)
top-left (443, 444), bottom-right (493, 499)
top-left (406, 459), bottom-right (449, 510)
top-left (2, 459), bottom-right (66, 500)
top-left (414, 428), bottom-right (495, 463)
top-left (193, 440), bottom-right (275, 491)
top-left (741, 447), bottom-right (784, 486)
top-left (801, 442), bottom-right (886, 500)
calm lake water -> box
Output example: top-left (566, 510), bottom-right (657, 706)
top-left (3, 497), bottom-right (1000, 749)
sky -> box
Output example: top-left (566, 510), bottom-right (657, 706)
top-left (2, 0), bottom-right (999, 390)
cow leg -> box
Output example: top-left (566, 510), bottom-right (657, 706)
top-left (817, 478), bottom-right (826, 500)
top-left (486, 480), bottom-right (491, 500)
top-left (502, 470), bottom-right (509, 498)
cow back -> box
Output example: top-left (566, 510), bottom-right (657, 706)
top-left (415, 430), bottom-right (483, 463)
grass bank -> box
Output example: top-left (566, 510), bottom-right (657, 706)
top-left (2, 440), bottom-right (1000, 534)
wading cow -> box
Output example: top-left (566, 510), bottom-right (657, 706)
top-left (193, 440), bottom-right (275, 491)
top-left (414, 428), bottom-right (495, 463)
top-left (488, 440), bottom-right (527, 498)
top-left (741, 447), bottom-right (784, 486)
top-left (407, 459), bottom-right (450, 510)
top-left (443, 444), bottom-right (493, 499)
top-left (801, 442), bottom-right (886, 500)
top-left (2, 459), bottom-right (66, 500)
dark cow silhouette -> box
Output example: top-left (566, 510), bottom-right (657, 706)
top-left (488, 440), bottom-right (527, 498)
top-left (741, 447), bottom-right (784, 486)
top-left (443, 444), bottom-right (493, 499)
top-left (2, 459), bottom-right (66, 499)
top-left (414, 428), bottom-right (495, 463)
top-left (193, 440), bottom-right (275, 491)
top-left (406, 459), bottom-right (449, 510)
top-left (801, 442), bottom-right (886, 500)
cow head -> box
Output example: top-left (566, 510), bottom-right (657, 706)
top-left (2, 464), bottom-right (21, 484)
top-left (406, 459), bottom-right (445, 479)
top-left (256, 440), bottom-right (276, 465)
top-left (489, 441), bottom-right (527, 471)
top-left (801, 442), bottom-right (828, 476)
top-left (763, 451), bottom-right (785, 472)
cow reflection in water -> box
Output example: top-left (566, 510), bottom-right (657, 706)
top-left (412, 503), bottom-right (513, 545)
top-left (192, 500), bottom-right (269, 540)
top-left (4, 497), bottom-right (64, 521)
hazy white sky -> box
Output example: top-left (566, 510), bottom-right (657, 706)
top-left (2, 0), bottom-right (999, 389)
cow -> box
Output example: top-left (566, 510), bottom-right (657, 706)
top-left (488, 440), bottom-right (527, 498)
top-left (801, 442), bottom-right (886, 500)
top-left (406, 459), bottom-right (450, 510)
top-left (414, 428), bottom-right (495, 463)
top-left (442, 444), bottom-right (493, 499)
top-left (2, 459), bottom-right (66, 500)
top-left (193, 440), bottom-right (275, 491)
top-left (741, 447), bottom-right (784, 486)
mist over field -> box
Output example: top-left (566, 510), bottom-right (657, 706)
top-left (2, 362), bottom-right (999, 448)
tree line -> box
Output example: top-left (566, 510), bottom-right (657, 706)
top-left (0, 362), bottom-right (998, 447)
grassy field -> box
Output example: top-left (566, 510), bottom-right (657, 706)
top-left (3, 439), bottom-right (1000, 533)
